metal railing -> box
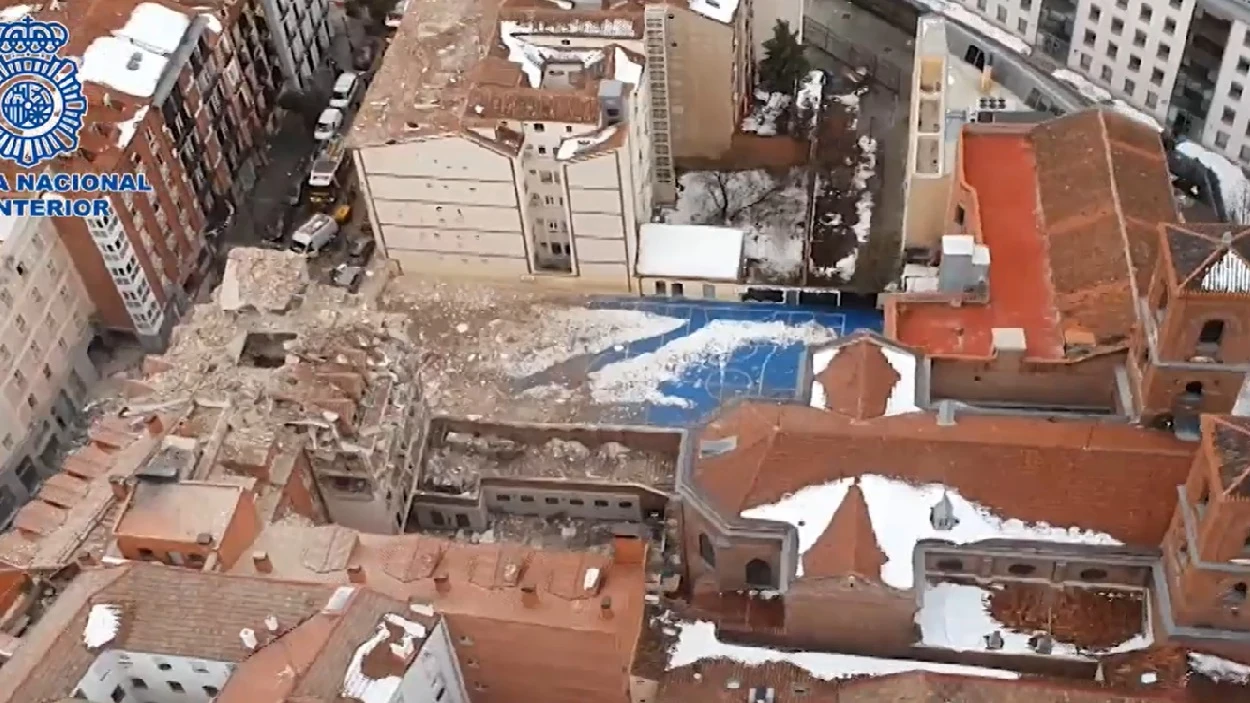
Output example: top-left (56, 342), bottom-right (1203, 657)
top-left (802, 17), bottom-right (904, 94)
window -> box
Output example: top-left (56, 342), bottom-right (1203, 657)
top-left (936, 558), bottom-right (963, 571)
top-left (545, 497), bottom-right (559, 504)
top-left (995, 6), bottom-right (1006, 22)
top-left (111, 686), bottom-right (125, 703)
top-left (1128, 56), bottom-right (1141, 71)
top-left (1106, 43), bottom-right (1119, 59)
top-left (745, 559), bottom-right (774, 587)
top-left (699, 534), bottom-right (716, 566)
top-left (619, 501), bottom-right (633, 509)
top-left (1146, 92), bottom-right (1158, 109)
top-left (1100, 66), bottom-right (1113, 82)
top-left (593, 499), bottom-right (609, 507)
top-left (168, 681), bottom-right (185, 692)
top-left (1133, 29), bottom-right (1146, 47)
top-left (1084, 29), bottom-right (1096, 46)
top-left (1158, 44), bottom-right (1171, 61)
top-left (1089, 6), bottom-right (1100, 20)
top-left (203, 686), bottom-right (220, 697)
top-left (1020, 0), bottom-right (1031, 8)
top-left (976, 0), bottom-right (985, 10)
top-left (1230, 582), bottom-right (1249, 604)
top-left (1008, 563), bottom-right (1037, 576)
top-left (671, 282), bottom-right (685, 297)
top-left (496, 494), bottom-right (511, 501)
top-left (1017, 18), bottom-right (1027, 33)
top-left (520, 495), bottom-right (535, 503)
top-left (569, 498), bottom-right (584, 505)
top-left (1241, 145), bottom-right (1250, 162)
top-left (954, 205), bottom-right (966, 225)
top-left (1217, 131), bottom-right (1231, 148)
top-left (1124, 78), bottom-right (1136, 94)
top-left (1152, 69), bottom-right (1165, 86)
top-left (1225, 107), bottom-right (1237, 124)
top-left (131, 678), bottom-right (149, 689)
top-left (138, 547), bottom-right (157, 560)
top-left (1233, 82), bottom-right (1246, 100)
top-left (1242, 58), bottom-right (1250, 74)
top-left (702, 283), bottom-right (717, 298)
top-left (532, 122), bottom-right (545, 132)
top-left (1198, 319), bottom-right (1226, 354)
top-left (1080, 53), bottom-right (1092, 70)
top-left (1111, 18), bottom-right (1123, 33)
top-left (1079, 568), bottom-right (1109, 581)
top-left (1139, 5), bottom-right (1152, 20)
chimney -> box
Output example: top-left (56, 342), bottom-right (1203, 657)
top-left (264, 615), bottom-right (279, 632)
top-left (972, 244), bottom-right (991, 288)
top-left (990, 327), bottom-right (1027, 372)
top-left (195, 533), bottom-right (214, 547)
top-left (598, 80), bottom-right (625, 125)
top-left (107, 475), bottom-right (130, 500)
top-left (252, 551), bottom-right (273, 573)
top-left (346, 564), bottom-right (366, 584)
top-left (936, 399), bottom-right (957, 427)
top-left (520, 584), bottom-right (538, 608)
top-left (433, 574), bottom-right (451, 594)
top-left (239, 628), bottom-right (259, 650)
top-left (599, 596), bottom-right (613, 621)
top-left (937, 234), bottom-right (976, 293)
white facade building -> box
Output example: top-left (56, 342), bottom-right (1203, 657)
top-left (0, 214), bottom-right (98, 527)
top-left (259, 0), bottom-right (333, 90)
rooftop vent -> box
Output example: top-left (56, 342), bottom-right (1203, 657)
top-left (239, 628), bottom-right (258, 650)
top-left (1028, 633), bottom-right (1053, 655)
top-left (322, 586), bottom-right (356, 614)
top-left (936, 400), bottom-right (957, 427)
top-left (937, 234), bottom-right (976, 293)
top-left (984, 630), bottom-right (1004, 650)
top-left (929, 492), bottom-right (959, 531)
top-left (126, 52), bottom-right (142, 71)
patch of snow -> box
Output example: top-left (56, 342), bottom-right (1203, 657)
top-left (1190, 653), bottom-right (1250, 684)
top-left (614, 47), bottom-right (642, 85)
top-left (83, 603), bottom-right (123, 649)
top-left (201, 12), bottom-right (222, 33)
top-left (668, 620), bottom-right (1020, 680)
top-left (1200, 250), bottom-right (1250, 293)
top-left (858, 475), bottom-right (1121, 589)
top-left (742, 92), bottom-right (790, 136)
top-left (502, 18), bottom-right (637, 37)
top-left (115, 105), bottom-right (150, 148)
top-left (636, 223), bottom-right (745, 280)
top-left (499, 21), bottom-right (603, 88)
top-left (918, 582), bottom-right (1152, 659)
top-left (1234, 376), bottom-right (1250, 416)
top-left (1177, 140), bottom-right (1250, 224)
top-left (795, 70), bottom-right (825, 132)
top-left (547, 0), bottom-right (575, 7)
top-left (79, 3), bottom-right (192, 99)
top-left (0, 5), bottom-right (31, 20)
top-left (342, 614), bottom-right (427, 703)
top-left (556, 125), bottom-right (617, 160)
top-left (500, 308), bottom-right (687, 378)
top-left (688, 0), bottom-right (739, 24)
top-left (590, 320), bottom-right (836, 406)
top-left (914, 0), bottom-right (1031, 55)
top-left (1051, 70), bottom-right (1160, 131)
top-left (809, 343), bottom-right (919, 415)
top-left (583, 567), bottom-right (601, 591)
top-left (741, 479), bottom-right (854, 577)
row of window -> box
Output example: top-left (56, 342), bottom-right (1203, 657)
top-left (494, 493), bottom-right (633, 509)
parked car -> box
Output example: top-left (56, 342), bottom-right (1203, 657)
top-left (332, 264), bottom-right (366, 293)
top-left (385, 0), bottom-right (409, 28)
top-left (353, 43), bottom-right (376, 71)
top-left (347, 238), bottom-right (376, 266)
top-left (313, 108), bottom-right (343, 141)
top-left (329, 72), bottom-right (359, 109)
top-left (290, 214), bottom-right (340, 255)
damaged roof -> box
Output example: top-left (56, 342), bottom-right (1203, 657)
top-left (1161, 223), bottom-right (1250, 295)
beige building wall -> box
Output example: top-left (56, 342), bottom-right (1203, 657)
top-left (902, 17), bottom-right (955, 252)
top-left (0, 214), bottom-right (99, 526)
top-left (667, 6), bottom-right (743, 162)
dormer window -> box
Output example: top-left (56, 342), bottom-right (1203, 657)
top-left (532, 123), bottom-right (545, 132)
top-left (1197, 319), bottom-right (1226, 357)
top-left (699, 436), bottom-right (737, 458)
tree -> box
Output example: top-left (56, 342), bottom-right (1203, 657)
top-left (758, 20), bottom-right (809, 95)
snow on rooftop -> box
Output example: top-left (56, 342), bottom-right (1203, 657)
top-left (116, 105), bottom-right (150, 148)
top-left (1190, 653), bottom-right (1250, 684)
top-left (636, 223), bottom-right (745, 281)
top-left (1050, 70), bottom-right (1161, 131)
top-left (861, 475), bottom-right (1121, 588)
top-left (78, 3), bottom-right (191, 99)
top-left (500, 307), bottom-right (687, 378)
top-left (1201, 250), bottom-right (1250, 293)
top-left (741, 479), bottom-right (854, 578)
top-left (583, 567), bottom-right (602, 591)
top-left (0, 4), bottom-right (31, 20)
top-left (83, 603), bottom-right (123, 649)
top-left (687, 0), bottom-right (739, 24)
top-left (917, 582), bottom-right (1152, 659)
top-left (740, 475), bottom-right (1120, 588)
top-left (796, 71), bottom-right (824, 127)
top-left (809, 342), bottom-right (919, 416)
top-left (500, 21), bottom-right (603, 88)
top-left (341, 614), bottom-right (428, 703)
top-left (589, 320), bottom-right (836, 406)
top-left (741, 92), bottom-right (790, 136)
top-left (556, 125), bottom-right (618, 160)
top-left (668, 620), bottom-right (1020, 680)
top-left (915, 0), bottom-right (1030, 55)
top-left (615, 47), bottom-right (642, 84)
top-left (1177, 140), bottom-right (1250, 224)
top-left (201, 12), bottom-right (223, 33)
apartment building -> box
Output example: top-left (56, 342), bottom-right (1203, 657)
top-left (16, 0), bottom-right (288, 350)
top-left (951, 0), bottom-right (1250, 167)
top-left (258, 0), bottom-right (334, 91)
top-left (350, 0), bottom-right (752, 290)
top-left (0, 215), bottom-right (97, 528)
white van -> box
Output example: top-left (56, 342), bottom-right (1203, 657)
top-left (313, 108), bottom-right (343, 141)
top-left (329, 72), bottom-right (359, 109)
top-left (290, 214), bottom-right (339, 255)
top-left (385, 0), bottom-right (408, 27)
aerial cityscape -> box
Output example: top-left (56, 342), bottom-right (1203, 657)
top-left (2, 0), bottom-right (1250, 700)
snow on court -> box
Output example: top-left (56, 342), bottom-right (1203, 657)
top-left (496, 307), bottom-right (687, 378)
top-left (667, 619), bottom-right (1021, 680)
top-left (589, 319), bottom-right (837, 406)
top-left (917, 582), bottom-right (1152, 658)
top-left (1177, 140), bottom-right (1250, 223)
top-left (738, 475), bottom-right (1120, 589)
top-left (662, 170), bottom-right (808, 284)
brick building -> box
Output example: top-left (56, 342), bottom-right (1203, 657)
top-left (8, 0), bottom-right (289, 350)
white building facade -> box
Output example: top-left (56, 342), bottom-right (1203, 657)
top-left (0, 215), bottom-right (99, 527)
top-left (259, 0), bottom-right (333, 91)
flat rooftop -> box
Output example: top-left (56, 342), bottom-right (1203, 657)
top-left (420, 418), bottom-right (680, 496)
top-left (113, 479), bottom-right (247, 544)
top-left (892, 131), bottom-right (1064, 359)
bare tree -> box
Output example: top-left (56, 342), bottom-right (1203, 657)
top-left (695, 170), bottom-right (789, 225)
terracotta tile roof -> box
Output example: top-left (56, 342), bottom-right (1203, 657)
top-left (0, 563), bottom-right (338, 703)
top-left (36, 474), bottom-right (92, 510)
top-left (800, 483), bottom-right (885, 580)
top-left (814, 338), bottom-right (899, 419)
top-left (1161, 224), bottom-right (1250, 295)
top-left (1204, 415), bottom-right (1250, 497)
top-left (692, 402), bottom-right (1194, 547)
top-left (890, 131), bottom-right (1063, 360)
top-left (1030, 109), bottom-right (1176, 349)
top-left (464, 85), bottom-right (603, 122)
